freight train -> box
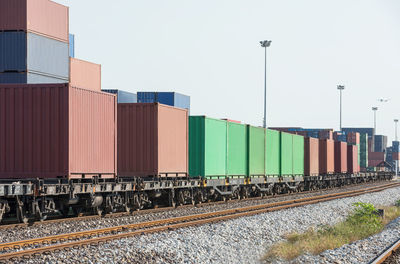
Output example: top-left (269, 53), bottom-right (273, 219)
top-left (0, 84), bottom-right (393, 223)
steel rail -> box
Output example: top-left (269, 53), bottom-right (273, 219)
top-left (370, 237), bottom-right (400, 264)
top-left (0, 182), bottom-right (399, 261)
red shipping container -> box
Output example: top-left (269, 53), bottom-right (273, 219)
top-left (304, 137), bottom-right (319, 176)
top-left (334, 141), bottom-right (348, 173)
top-left (369, 152), bottom-right (385, 160)
top-left (319, 130), bottom-right (333, 140)
top-left (347, 132), bottom-right (360, 145)
top-left (0, 83), bottom-right (117, 179)
top-left (0, 0), bottom-right (69, 42)
top-left (347, 145), bottom-right (359, 173)
top-left (117, 103), bottom-right (188, 177)
top-left (70, 58), bottom-right (101, 92)
top-left (319, 139), bottom-right (334, 174)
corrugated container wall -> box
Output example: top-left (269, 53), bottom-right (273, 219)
top-left (70, 58), bottom-right (101, 91)
top-left (0, 0), bottom-right (69, 42)
top-left (334, 141), bottom-right (348, 173)
top-left (280, 132), bottom-right (293, 176)
top-left (0, 72), bottom-right (67, 84)
top-left (348, 145), bottom-right (359, 173)
top-left (69, 33), bottom-right (74, 58)
top-left (137, 92), bottom-right (190, 112)
top-left (360, 133), bottom-right (368, 168)
top-left (189, 116), bottom-right (227, 178)
top-left (347, 132), bottom-right (360, 145)
top-left (0, 84), bottom-right (117, 179)
top-left (0, 32), bottom-right (69, 80)
top-left (292, 134), bottom-right (305, 175)
top-left (319, 139), bottom-right (334, 174)
top-left (266, 129), bottom-right (280, 176)
top-left (227, 122), bottom-right (248, 176)
top-left (102, 89), bottom-right (137, 103)
top-left (304, 137), bottom-right (319, 176)
top-left (118, 103), bottom-right (188, 177)
top-left (247, 126), bottom-right (266, 176)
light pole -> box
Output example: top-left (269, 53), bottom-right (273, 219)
top-left (372, 107), bottom-right (378, 133)
top-left (260, 40), bottom-right (272, 128)
top-left (337, 85), bottom-right (345, 131)
top-left (395, 119), bottom-right (399, 176)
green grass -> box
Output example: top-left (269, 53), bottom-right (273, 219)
top-left (264, 202), bottom-right (400, 262)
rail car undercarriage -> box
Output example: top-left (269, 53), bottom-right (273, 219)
top-left (0, 172), bottom-right (393, 223)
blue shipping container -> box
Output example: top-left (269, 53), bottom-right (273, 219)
top-left (0, 32), bottom-right (69, 79)
top-left (137, 92), bottom-right (190, 111)
top-left (69, 34), bottom-right (75, 58)
top-left (102, 89), bottom-right (137, 103)
top-left (307, 131), bottom-right (319, 138)
top-left (0, 72), bottom-right (68, 84)
top-left (337, 135), bottom-right (347, 142)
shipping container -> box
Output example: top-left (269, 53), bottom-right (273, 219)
top-left (247, 126), bottom-right (266, 176)
top-left (347, 132), bottom-right (360, 145)
top-left (280, 132), bottom-right (293, 176)
top-left (227, 122), bottom-right (248, 176)
top-left (189, 116), bottom-right (227, 178)
top-left (292, 134), bottom-right (304, 175)
top-left (368, 160), bottom-right (384, 167)
top-left (319, 139), bottom-right (334, 174)
top-left (342, 128), bottom-right (375, 138)
top-left (307, 131), bottom-right (319, 138)
top-left (266, 129), bottom-right (280, 176)
top-left (374, 135), bottom-right (387, 152)
top-left (295, 131), bottom-right (308, 137)
top-left (304, 137), bottom-right (319, 176)
top-left (102, 89), bottom-right (137, 103)
top-left (69, 33), bottom-right (75, 58)
top-left (118, 103), bottom-right (188, 177)
top-left (137, 92), bottom-right (190, 111)
top-left (0, 72), bottom-right (67, 84)
top-left (69, 58), bottom-right (101, 91)
top-left (0, 0), bottom-right (69, 42)
top-left (360, 133), bottom-right (368, 168)
top-left (393, 152), bottom-right (400, 161)
top-left (0, 83), bottom-right (117, 179)
top-left (0, 32), bottom-right (69, 79)
top-left (319, 130), bottom-right (333, 140)
top-left (348, 145), bottom-right (359, 173)
top-left (369, 152), bottom-right (385, 160)
top-left (334, 141), bottom-right (348, 173)
top-left (222, 119), bottom-right (241, 124)
top-left (393, 141), bottom-right (400, 152)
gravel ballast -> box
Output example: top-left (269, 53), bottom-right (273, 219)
top-left (10, 185), bottom-right (400, 264)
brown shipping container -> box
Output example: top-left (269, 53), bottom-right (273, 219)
top-left (368, 160), bottom-right (384, 167)
top-left (304, 137), bottom-right (319, 176)
top-left (118, 103), bottom-right (188, 177)
top-left (319, 139), bottom-right (334, 174)
top-left (0, 83), bottom-right (117, 179)
top-left (0, 0), bottom-right (69, 42)
top-left (319, 130), bottom-right (333, 140)
top-left (369, 152), bottom-right (385, 160)
top-left (393, 152), bottom-right (400, 161)
top-left (347, 132), bottom-right (360, 145)
top-left (347, 145), bottom-right (359, 173)
top-left (70, 58), bottom-right (101, 92)
top-left (334, 141), bottom-right (348, 173)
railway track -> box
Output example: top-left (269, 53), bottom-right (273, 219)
top-left (0, 181), bottom-right (399, 262)
top-left (0, 180), bottom-right (394, 230)
top-left (370, 237), bottom-right (400, 264)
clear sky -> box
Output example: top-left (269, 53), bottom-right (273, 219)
top-left (56, 0), bottom-right (400, 142)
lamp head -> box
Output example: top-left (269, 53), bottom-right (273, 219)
top-left (260, 40), bottom-right (272, 47)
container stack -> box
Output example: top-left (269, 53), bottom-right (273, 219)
top-left (137, 92), bottom-right (190, 112)
top-left (0, 0), bottom-right (69, 83)
top-left (102, 89), bottom-right (137, 103)
top-left (333, 131), bottom-right (347, 142)
top-left (368, 152), bottom-right (385, 168)
top-left (346, 132), bottom-right (360, 169)
top-left (359, 133), bottom-right (368, 169)
top-left (374, 135), bottom-right (388, 152)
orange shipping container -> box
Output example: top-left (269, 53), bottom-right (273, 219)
top-left (304, 137), bottom-right (319, 176)
top-left (0, 0), bottom-right (69, 42)
top-left (0, 83), bottom-right (117, 179)
top-left (348, 145), bottom-right (359, 174)
top-left (117, 103), bottom-right (188, 177)
top-left (70, 58), bottom-right (101, 92)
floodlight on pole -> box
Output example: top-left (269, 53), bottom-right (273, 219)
top-left (372, 107), bottom-right (378, 134)
top-left (337, 85), bottom-right (345, 131)
top-left (260, 40), bottom-right (272, 128)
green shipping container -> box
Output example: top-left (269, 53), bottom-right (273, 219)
top-left (266, 129), bottom-right (280, 176)
top-left (360, 133), bottom-right (368, 168)
top-left (247, 125), bottom-right (266, 176)
top-left (292, 134), bottom-right (305, 175)
top-left (280, 132), bottom-right (293, 176)
top-left (227, 122), bottom-right (248, 176)
top-left (189, 116), bottom-right (227, 178)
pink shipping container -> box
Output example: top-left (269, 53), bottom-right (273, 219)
top-left (0, 0), bottom-right (69, 42)
top-left (347, 132), bottom-right (360, 145)
top-left (70, 58), bottom-right (101, 92)
top-left (319, 139), bottom-right (334, 174)
top-left (369, 152), bottom-right (385, 160)
top-left (334, 141), bottom-right (348, 173)
top-left (304, 137), bottom-right (319, 176)
top-left (319, 130), bottom-right (333, 140)
top-left (0, 83), bottom-right (117, 179)
top-left (347, 145), bottom-right (359, 173)
top-left (117, 103), bottom-right (188, 177)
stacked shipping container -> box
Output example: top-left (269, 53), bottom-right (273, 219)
top-left (102, 89), bottom-right (137, 103)
top-left (138, 92), bottom-right (190, 112)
